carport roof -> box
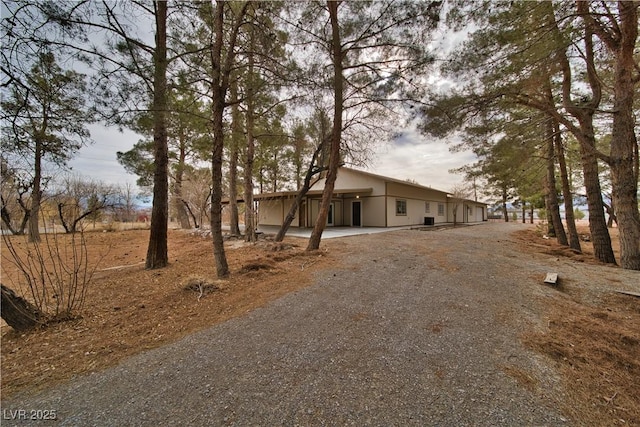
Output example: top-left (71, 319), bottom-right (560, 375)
top-left (223, 188), bottom-right (373, 204)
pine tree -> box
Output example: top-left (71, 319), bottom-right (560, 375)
top-left (1, 52), bottom-right (93, 242)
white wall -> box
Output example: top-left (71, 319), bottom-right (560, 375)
top-left (386, 181), bottom-right (449, 226)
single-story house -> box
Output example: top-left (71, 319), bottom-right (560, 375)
top-left (255, 167), bottom-right (487, 228)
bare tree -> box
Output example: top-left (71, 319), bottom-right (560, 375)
top-left (182, 168), bottom-right (212, 229)
top-left (449, 184), bottom-right (471, 226)
top-left (52, 174), bottom-right (118, 233)
top-left (1, 158), bottom-right (31, 235)
top-left (113, 183), bottom-right (139, 224)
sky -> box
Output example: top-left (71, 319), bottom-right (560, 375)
top-left (67, 122), bottom-right (474, 197)
top-left (67, 125), bottom-right (142, 188)
top-left (367, 129), bottom-right (474, 192)
top-left (67, 11), bottom-right (475, 199)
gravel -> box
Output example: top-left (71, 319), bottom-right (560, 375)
top-left (3, 222), bottom-right (573, 426)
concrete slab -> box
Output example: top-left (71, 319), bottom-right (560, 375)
top-left (222, 223), bottom-right (477, 240)
top-left (256, 225), bottom-right (415, 239)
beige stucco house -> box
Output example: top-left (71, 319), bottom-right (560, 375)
top-left (255, 167), bottom-right (487, 228)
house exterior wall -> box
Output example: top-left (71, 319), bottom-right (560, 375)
top-left (468, 202), bottom-right (486, 222)
top-left (256, 168), bottom-right (487, 228)
top-left (386, 181), bottom-right (449, 226)
top-left (362, 196), bottom-right (387, 227)
top-left (258, 199), bottom-right (284, 226)
top-left (258, 198), bottom-right (299, 226)
top-left (310, 168), bottom-right (386, 196)
top-left (344, 199), bottom-right (353, 225)
top-left (341, 196), bottom-right (385, 227)
top-left (447, 202), bottom-right (461, 223)
top-left (446, 200), bottom-right (486, 223)
top-left (308, 199), bottom-right (344, 226)
top-left (258, 199), bottom-right (282, 226)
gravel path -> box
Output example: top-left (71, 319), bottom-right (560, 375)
top-left (4, 223), bottom-right (575, 426)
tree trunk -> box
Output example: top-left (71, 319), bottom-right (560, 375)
top-left (307, 1), bottom-right (343, 251)
top-left (183, 200), bottom-right (199, 228)
top-left (173, 140), bottom-right (191, 229)
top-left (554, 118), bottom-right (581, 252)
top-left (146, 0), bottom-right (169, 270)
top-left (578, 128), bottom-right (616, 264)
top-left (208, 1), bottom-right (248, 278)
top-left (211, 92), bottom-right (229, 277)
top-left (501, 186), bottom-right (509, 222)
top-left (0, 196), bottom-right (18, 235)
top-left (604, 201), bottom-right (617, 228)
top-left (16, 193), bottom-right (30, 235)
top-left (602, 2), bottom-right (640, 270)
top-left (228, 81), bottom-right (242, 236)
top-left (57, 203), bottom-right (71, 233)
top-left (276, 143), bottom-right (327, 242)
top-left (545, 115), bottom-right (568, 246)
top-left (529, 204), bottom-right (534, 224)
top-left (28, 139), bottom-right (42, 242)
top-left (1, 284), bottom-right (44, 331)
top-left (244, 33), bottom-right (257, 243)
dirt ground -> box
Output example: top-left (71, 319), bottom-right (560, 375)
top-left (512, 225), bottom-right (640, 427)
top-left (1, 229), bottom-right (341, 398)
top-left (1, 223), bottom-right (639, 426)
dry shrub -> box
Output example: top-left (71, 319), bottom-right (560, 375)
top-left (256, 241), bottom-right (296, 252)
top-left (238, 261), bottom-right (274, 274)
top-left (1, 230), bottom-right (99, 325)
top-left (524, 294), bottom-right (640, 426)
top-left (182, 276), bottom-right (221, 300)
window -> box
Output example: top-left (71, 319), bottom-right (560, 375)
top-left (396, 199), bottom-right (407, 216)
top-left (437, 203), bottom-right (445, 216)
top-left (425, 202), bottom-right (430, 213)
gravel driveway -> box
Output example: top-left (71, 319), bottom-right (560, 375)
top-left (3, 222), bottom-right (572, 426)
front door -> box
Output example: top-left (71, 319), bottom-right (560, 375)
top-left (327, 202), bottom-right (334, 226)
top-left (352, 201), bottom-right (362, 226)
top-left (299, 201), bottom-right (307, 227)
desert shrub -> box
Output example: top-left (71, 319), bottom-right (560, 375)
top-left (1, 227), bottom-right (98, 328)
top-left (182, 276), bottom-right (220, 300)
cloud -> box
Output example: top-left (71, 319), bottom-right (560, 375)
top-left (67, 125), bottom-right (141, 187)
top-left (366, 128), bottom-right (475, 192)
top-left (68, 123), bottom-right (478, 198)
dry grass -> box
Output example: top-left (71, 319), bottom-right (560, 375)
top-left (516, 225), bottom-right (640, 426)
top-left (2, 224), bottom-right (638, 427)
top-left (1, 229), bottom-right (339, 398)
top-left (523, 294), bottom-right (640, 426)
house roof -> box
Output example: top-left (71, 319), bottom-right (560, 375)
top-left (253, 187), bottom-right (373, 201)
top-left (224, 167), bottom-right (486, 206)
top-left (340, 167), bottom-right (488, 206)
top-left (224, 187), bottom-right (373, 204)
top-left (338, 167), bottom-right (449, 195)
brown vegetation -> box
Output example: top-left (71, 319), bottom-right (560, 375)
top-left (516, 226), bottom-right (640, 426)
top-left (1, 225), bottom-right (638, 427)
top-left (1, 229), bottom-right (338, 398)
